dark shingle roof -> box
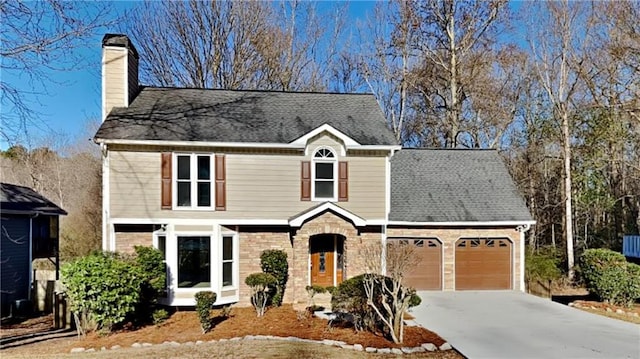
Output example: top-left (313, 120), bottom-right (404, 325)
top-left (390, 149), bottom-right (533, 223)
top-left (95, 88), bottom-right (397, 146)
top-left (0, 183), bottom-right (67, 216)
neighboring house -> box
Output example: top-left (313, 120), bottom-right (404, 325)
top-left (0, 183), bottom-right (66, 315)
top-left (95, 34), bottom-right (534, 307)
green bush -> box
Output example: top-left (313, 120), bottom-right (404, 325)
top-left (152, 308), bottom-right (169, 324)
top-left (325, 286), bottom-right (337, 296)
top-left (245, 273), bottom-right (277, 316)
top-left (194, 291), bottom-right (217, 333)
top-left (408, 291), bottom-right (422, 308)
top-left (330, 274), bottom-right (377, 331)
top-left (580, 249), bottom-right (640, 306)
top-left (621, 263), bottom-right (640, 306)
top-left (133, 246), bottom-right (166, 322)
top-left (260, 250), bottom-right (288, 306)
top-left (61, 252), bottom-right (143, 331)
top-left (525, 246), bottom-right (562, 283)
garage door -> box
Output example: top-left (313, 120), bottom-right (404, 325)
top-left (390, 239), bottom-right (442, 290)
top-left (455, 238), bottom-right (511, 290)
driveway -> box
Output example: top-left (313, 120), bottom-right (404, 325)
top-left (412, 291), bottom-right (640, 359)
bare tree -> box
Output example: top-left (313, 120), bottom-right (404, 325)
top-left (124, 0), bottom-right (344, 91)
top-left (362, 241), bottom-right (419, 344)
top-left (527, 0), bottom-right (596, 278)
top-left (359, 1), bottom-right (418, 144)
top-left (411, 0), bottom-right (508, 148)
top-left (0, 0), bottom-right (116, 143)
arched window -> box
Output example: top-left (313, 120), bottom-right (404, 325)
top-left (312, 147), bottom-right (337, 200)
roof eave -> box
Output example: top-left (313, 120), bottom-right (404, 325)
top-left (387, 220), bottom-right (536, 227)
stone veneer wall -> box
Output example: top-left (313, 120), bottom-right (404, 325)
top-left (386, 227), bottom-right (522, 291)
top-left (236, 213), bottom-right (383, 306)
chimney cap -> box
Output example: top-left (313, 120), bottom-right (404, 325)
top-left (102, 33), bottom-right (139, 59)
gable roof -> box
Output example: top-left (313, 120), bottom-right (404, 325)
top-left (389, 149), bottom-right (533, 224)
top-left (95, 88), bottom-right (397, 146)
top-left (0, 183), bottom-right (67, 216)
top-left (288, 202), bottom-right (366, 227)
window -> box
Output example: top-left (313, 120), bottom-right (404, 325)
top-left (177, 236), bottom-right (211, 288)
top-left (222, 235), bottom-right (234, 287)
top-left (312, 147), bottom-right (336, 200)
top-left (175, 154), bottom-right (213, 208)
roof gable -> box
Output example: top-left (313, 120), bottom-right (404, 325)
top-left (289, 202), bottom-right (366, 227)
top-left (95, 88), bottom-right (397, 146)
top-left (389, 149), bottom-right (533, 223)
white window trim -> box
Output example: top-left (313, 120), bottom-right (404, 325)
top-left (220, 231), bottom-right (239, 291)
top-left (311, 147), bottom-right (337, 202)
top-left (172, 153), bottom-right (215, 210)
top-left (173, 232), bottom-right (215, 292)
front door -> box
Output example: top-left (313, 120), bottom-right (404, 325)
top-left (310, 235), bottom-right (344, 287)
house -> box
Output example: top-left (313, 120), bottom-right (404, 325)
top-left (94, 34), bottom-right (534, 307)
top-left (0, 183), bottom-right (66, 316)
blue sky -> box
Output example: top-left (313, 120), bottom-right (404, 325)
top-left (0, 1), bottom-right (377, 150)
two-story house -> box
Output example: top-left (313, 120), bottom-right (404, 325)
top-left (95, 34), bottom-right (534, 307)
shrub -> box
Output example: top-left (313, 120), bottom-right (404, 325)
top-left (330, 274), bottom-right (377, 332)
top-left (133, 246), bottom-right (166, 323)
top-left (260, 250), bottom-right (288, 306)
top-left (621, 263), bottom-right (640, 306)
top-left (61, 252), bottom-right (143, 331)
top-left (408, 291), bottom-right (422, 308)
top-left (325, 286), bottom-right (337, 296)
top-left (152, 308), bottom-right (169, 324)
top-left (580, 249), bottom-right (640, 306)
top-left (194, 291), bottom-right (217, 333)
top-left (525, 246), bottom-right (563, 284)
top-left (245, 273), bottom-right (277, 316)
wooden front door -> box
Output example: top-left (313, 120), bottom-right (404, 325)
top-left (311, 239), bottom-right (334, 287)
top-left (310, 235), bottom-right (344, 287)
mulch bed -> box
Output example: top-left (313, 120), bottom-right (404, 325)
top-left (62, 305), bottom-right (446, 352)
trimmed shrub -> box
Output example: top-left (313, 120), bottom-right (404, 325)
top-left (133, 246), bottom-right (166, 323)
top-left (194, 291), bottom-right (217, 333)
top-left (325, 286), bottom-right (337, 296)
top-left (61, 252), bottom-right (143, 331)
top-left (260, 250), bottom-right (288, 306)
top-left (330, 274), bottom-right (377, 331)
top-left (408, 291), bottom-right (422, 308)
top-left (245, 273), bottom-right (277, 316)
top-left (580, 248), bottom-right (640, 306)
top-left (621, 263), bottom-right (640, 306)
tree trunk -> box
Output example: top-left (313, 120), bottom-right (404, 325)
top-left (562, 111), bottom-right (575, 279)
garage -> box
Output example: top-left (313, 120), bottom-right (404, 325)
top-left (455, 238), bottom-right (511, 290)
top-left (390, 238), bottom-right (442, 290)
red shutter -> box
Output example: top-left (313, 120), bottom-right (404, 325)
top-left (338, 161), bottom-right (348, 202)
top-left (161, 152), bottom-right (172, 209)
top-left (301, 161), bottom-right (311, 201)
top-left (215, 155), bottom-right (226, 211)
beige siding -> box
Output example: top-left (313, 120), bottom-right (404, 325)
top-left (103, 48), bottom-right (126, 116)
top-left (108, 134), bottom-right (387, 220)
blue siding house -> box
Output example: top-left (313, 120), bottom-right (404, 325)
top-left (0, 183), bottom-right (66, 316)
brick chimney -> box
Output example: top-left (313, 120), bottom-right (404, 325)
top-left (101, 34), bottom-right (139, 121)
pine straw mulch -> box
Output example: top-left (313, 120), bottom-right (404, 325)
top-left (59, 305), bottom-right (446, 353)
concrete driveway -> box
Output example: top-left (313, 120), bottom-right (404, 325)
top-left (411, 291), bottom-right (640, 359)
